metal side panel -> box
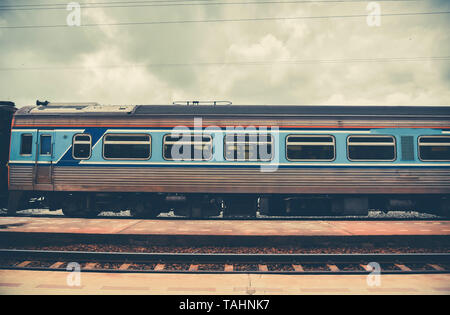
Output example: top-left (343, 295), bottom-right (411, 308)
top-left (8, 164), bottom-right (34, 191)
top-left (50, 166), bottom-right (450, 194)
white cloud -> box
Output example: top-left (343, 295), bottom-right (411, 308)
top-left (76, 47), bottom-right (173, 104)
top-left (0, 0), bottom-right (448, 106)
top-left (228, 34), bottom-right (291, 61)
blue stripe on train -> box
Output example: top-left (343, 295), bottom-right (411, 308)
top-left (57, 127), bottom-right (108, 166)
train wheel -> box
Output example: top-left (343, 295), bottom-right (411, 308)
top-left (7, 191), bottom-right (23, 215)
top-left (269, 196), bottom-right (286, 216)
top-left (130, 196), bottom-right (164, 219)
top-left (130, 202), bottom-right (159, 219)
top-left (259, 196), bottom-right (286, 216)
top-left (62, 194), bottom-right (100, 218)
top-left (190, 199), bottom-right (202, 218)
top-left (223, 195), bottom-right (257, 217)
top-left (201, 198), bottom-right (221, 217)
top-left (440, 199), bottom-right (450, 218)
top-left (186, 196), bottom-right (221, 218)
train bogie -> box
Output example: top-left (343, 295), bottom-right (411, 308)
top-left (222, 195), bottom-right (258, 217)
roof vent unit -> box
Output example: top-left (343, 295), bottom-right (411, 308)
top-left (30, 101), bottom-right (136, 114)
top-left (38, 101), bottom-right (100, 107)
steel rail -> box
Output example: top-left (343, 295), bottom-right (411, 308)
top-left (1, 249), bottom-right (449, 265)
top-left (1, 249), bottom-right (449, 275)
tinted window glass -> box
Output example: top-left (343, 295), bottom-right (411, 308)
top-left (20, 134), bottom-right (32, 155)
top-left (224, 134), bottom-right (273, 161)
top-left (75, 135), bottom-right (91, 142)
top-left (348, 136), bottom-right (395, 161)
top-left (40, 135), bottom-right (52, 155)
top-left (73, 134), bottom-right (92, 159)
top-left (419, 136), bottom-right (450, 161)
top-left (103, 134), bottom-right (151, 160)
top-left (163, 134), bottom-right (212, 161)
top-left (286, 135), bottom-right (335, 161)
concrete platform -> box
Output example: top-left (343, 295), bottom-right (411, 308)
top-left (0, 270), bottom-right (449, 295)
top-left (0, 217), bottom-right (449, 237)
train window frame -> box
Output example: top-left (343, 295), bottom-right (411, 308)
top-left (224, 133), bottom-right (274, 162)
top-left (39, 134), bottom-right (52, 156)
top-left (285, 134), bottom-right (336, 162)
top-left (102, 133), bottom-right (152, 160)
top-left (418, 135), bottom-right (450, 162)
top-left (347, 135), bottom-right (397, 162)
top-left (162, 133), bottom-right (213, 161)
top-left (72, 133), bottom-right (92, 160)
top-left (20, 134), bottom-right (33, 156)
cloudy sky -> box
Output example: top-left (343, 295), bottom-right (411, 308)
top-left (0, 0), bottom-right (449, 107)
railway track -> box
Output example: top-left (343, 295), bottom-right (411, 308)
top-left (0, 212), bottom-right (445, 221)
top-left (1, 249), bottom-right (449, 275)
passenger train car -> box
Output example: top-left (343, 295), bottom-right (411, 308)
top-left (7, 102), bottom-right (450, 218)
top-left (0, 101), bottom-right (16, 208)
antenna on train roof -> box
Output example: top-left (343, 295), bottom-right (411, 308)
top-left (172, 101), bottom-right (232, 106)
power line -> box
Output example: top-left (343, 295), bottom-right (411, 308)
top-left (0, 0), bottom-right (422, 11)
top-left (1, 11), bottom-right (448, 29)
top-left (1, 56), bottom-right (448, 71)
top-left (1, 0), bottom-right (213, 6)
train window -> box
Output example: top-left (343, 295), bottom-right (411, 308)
top-left (163, 134), bottom-right (213, 161)
top-left (73, 134), bottom-right (92, 160)
top-left (20, 134), bottom-right (33, 155)
top-left (224, 134), bottom-right (273, 161)
top-left (103, 134), bottom-right (151, 160)
top-left (40, 135), bottom-right (52, 156)
top-left (347, 136), bottom-right (396, 161)
top-left (418, 136), bottom-right (450, 161)
top-left (286, 135), bottom-right (335, 161)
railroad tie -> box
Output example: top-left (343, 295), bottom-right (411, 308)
top-left (427, 264), bottom-right (445, 271)
top-left (292, 264), bottom-right (304, 272)
top-left (83, 263), bottom-right (98, 270)
top-left (16, 261), bottom-right (32, 268)
top-left (154, 264), bottom-right (165, 271)
top-left (327, 264), bottom-right (340, 272)
top-left (119, 263), bottom-right (131, 270)
top-left (49, 262), bottom-right (65, 269)
top-left (394, 264), bottom-right (412, 272)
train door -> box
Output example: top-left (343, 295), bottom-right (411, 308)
top-left (33, 130), bottom-right (55, 190)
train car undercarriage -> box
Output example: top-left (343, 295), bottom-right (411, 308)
top-left (6, 191), bottom-right (450, 218)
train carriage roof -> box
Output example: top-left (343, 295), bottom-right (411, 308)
top-left (133, 105), bottom-right (450, 117)
top-left (14, 104), bottom-right (450, 118)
